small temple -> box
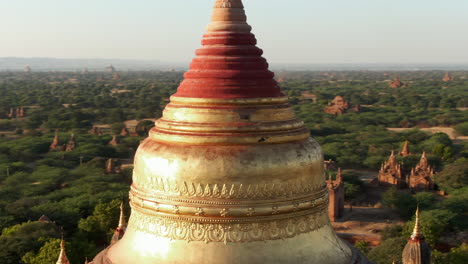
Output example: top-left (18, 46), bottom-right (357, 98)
top-left (56, 239), bottom-right (71, 264)
top-left (108, 135), bottom-right (119, 146)
top-left (442, 72), bottom-right (454, 82)
top-left (408, 152), bottom-right (435, 190)
top-left (119, 128), bottom-right (129, 137)
top-left (327, 168), bottom-right (345, 222)
top-left (402, 208), bottom-right (431, 264)
top-left (50, 130), bottom-right (61, 151)
top-left (65, 134), bottom-right (77, 152)
top-left (378, 151), bottom-right (405, 188)
top-left (390, 75), bottom-right (405, 88)
top-left (7, 108), bottom-right (14, 118)
top-left (324, 96), bottom-right (359, 115)
top-left (24, 65), bottom-right (32, 73)
top-left (38, 214), bottom-right (52, 223)
top-left (16, 107), bottom-right (25, 117)
top-left (110, 202), bottom-right (127, 245)
top-left (90, 126), bottom-right (103, 135)
top-left (105, 158), bottom-right (121, 174)
top-left (399, 140), bottom-right (411, 157)
top-left (6, 107), bottom-right (25, 118)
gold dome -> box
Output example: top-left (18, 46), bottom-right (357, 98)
top-left (92, 0), bottom-right (372, 263)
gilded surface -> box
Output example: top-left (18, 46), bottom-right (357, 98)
top-left (91, 0), bottom-right (373, 262)
top-left (126, 208), bottom-right (330, 243)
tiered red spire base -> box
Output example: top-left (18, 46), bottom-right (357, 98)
top-left (174, 4), bottom-right (282, 99)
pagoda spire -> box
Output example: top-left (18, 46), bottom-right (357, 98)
top-left (118, 201), bottom-right (126, 229)
top-left (400, 140), bottom-right (410, 156)
top-left (402, 207), bottom-right (431, 264)
top-left (419, 151), bottom-right (428, 168)
top-left (110, 202), bottom-right (126, 245)
top-left (411, 206), bottom-right (422, 240)
top-left (173, 0), bottom-right (282, 99)
top-left (56, 238), bottom-right (70, 264)
top-left (50, 130), bottom-right (60, 150)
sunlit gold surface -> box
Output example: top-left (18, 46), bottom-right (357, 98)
top-left (92, 0), bottom-right (372, 263)
top-left (92, 93), bottom-right (368, 263)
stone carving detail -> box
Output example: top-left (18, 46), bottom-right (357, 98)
top-left (133, 175), bottom-right (323, 200)
top-left (195, 207), bottom-right (205, 217)
top-left (246, 208), bottom-right (255, 216)
top-left (128, 207), bottom-right (330, 243)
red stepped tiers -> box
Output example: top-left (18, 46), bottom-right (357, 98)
top-left (174, 1), bottom-right (282, 99)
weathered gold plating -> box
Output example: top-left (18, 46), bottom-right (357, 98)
top-left (92, 0), bottom-right (371, 263)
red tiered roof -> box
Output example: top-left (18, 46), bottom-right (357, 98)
top-left (174, 1), bottom-right (283, 99)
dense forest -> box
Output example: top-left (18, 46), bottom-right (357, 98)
top-left (0, 70), bottom-right (467, 263)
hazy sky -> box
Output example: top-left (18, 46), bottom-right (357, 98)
top-left (1, 0), bottom-right (468, 64)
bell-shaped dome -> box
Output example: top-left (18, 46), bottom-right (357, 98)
top-left (91, 1), bottom-right (372, 263)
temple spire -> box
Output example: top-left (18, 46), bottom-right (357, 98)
top-left (56, 238), bottom-right (70, 264)
top-left (411, 206), bottom-right (422, 240)
top-left (50, 130), bottom-right (60, 150)
top-left (400, 140), bottom-right (410, 156)
top-left (402, 207), bottom-right (431, 264)
top-left (110, 201), bottom-right (127, 245)
top-left (173, 0), bottom-right (281, 99)
top-left (118, 202), bottom-right (126, 229)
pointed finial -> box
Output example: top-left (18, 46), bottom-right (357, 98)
top-left (56, 236), bottom-right (70, 264)
top-left (110, 201), bottom-right (127, 245)
top-left (118, 201), bottom-right (126, 228)
top-left (214, 0), bottom-right (244, 8)
top-left (208, 0), bottom-right (251, 33)
top-left (410, 206), bottom-right (422, 240)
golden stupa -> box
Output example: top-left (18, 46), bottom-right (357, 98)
top-left (92, 0), bottom-right (372, 263)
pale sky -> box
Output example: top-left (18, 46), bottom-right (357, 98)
top-left (1, 0), bottom-right (468, 64)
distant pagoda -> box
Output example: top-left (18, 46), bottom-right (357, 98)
top-left (399, 140), bottom-right (411, 157)
top-left (65, 134), bottom-right (77, 152)
top-left (325, 96), bottom-right (349, 115)
top-left (378, 150), bottom-right (405, 188)
top-left (50, 130), bottom-right (61, 151)
top-left (110, 202), bottom-right (127, 245)
top-left (402, 208), bottom-right (431, 264)
top-left (390, 75), bottom-right (405, 88)
top-left (24, 65), bottom-right (32, 73)
top-left (324, 96), bottom-right (359, 115)
top-left (408, 152), bottom-right (434, 190)
top-left (442, 72), bottom-right (454, 82)
top-left (108, 135), bottom-right (119, 146)
top-left (7, 108), bottom-right (14, 118)
top-left (119, 128), bottom-right (129, 137)
top-left (105, 158), bottom-right (121, 174)
top-left (90, 126), bottom-right (103, 135)
top-left (106, 65), bottom-right (116, 73)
